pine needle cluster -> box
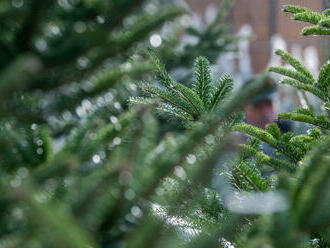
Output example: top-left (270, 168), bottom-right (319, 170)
top-left (0, 1), bottom-right (330, 248)
top-left (130, 53), bottom-right (234, 124)
top-left (284, 5), bottom-right (330, 35)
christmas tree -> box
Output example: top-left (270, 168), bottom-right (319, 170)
top-left (0, 1), bottom-right (329, 248)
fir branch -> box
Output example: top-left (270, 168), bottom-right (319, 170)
top-left (157, 103), bottom-right (194, 121)
top-left (280, 79), bottom-right (328, 102)
top-left (293, 11), bottom-right (323, 25)
top-left (148, 53), bottom-right (205, 115)
top-left (317, 60), bottom-right (330, 91)
top-left (269, 66), bottom-right (314, 85)
top-left (172, 83), bottom-right (205, 115)
top-left (296, 107), bottom-right (315, 117)
top-left (148, 51), bottom-right (176, 90)
top-left (234, 123), bottom-right (302, 163)
top-left (293, 135), bottom-right (330, 207)
top-left (234, 123), bottom-right (277, 147)
top-left (294, 140), bottom-right (330, 230)
top-left (266, 123), bottom-right (281, 140)
top-left (138, 82), bottom-right (197, 117)
top-left (193, 56), bottom-right (213, 108)
top-left (323, 8), bottom-right (330, 17)
top-left (239, 144), bottom-right (295, 173)
top-left (302, 26), bottom-right (330, 36)
top-left (283, 5), bottom-right (310, 14)
top-left (232, 160), bottom-right (270, 192)
top-left (128, 96), bottom-right (155, 106)
top-left (209, 75), bottom-right (234, 111)
top-left (137, 75), bottom-right (270, 197)
top-left (279, 112), bottom-right (330, 130)
top-left (275, 49), bottom-right (315, 81)
top-left (319, 17), bottom-right (330, 28)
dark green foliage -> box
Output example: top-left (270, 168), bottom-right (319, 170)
top-left (193, 56), bottom-right (213, 108)
top-left (231, 160), bottom-right (272, 192)
top-left (279, 111), bottom-right (330, 130)
top-left (0, 1), bottom-right (330, 248)
top-left (131, 55), bottom-right (234, 124)
top-left (270, 50), bottom-right (329, 102)
top-left (232, 4), bottom-right (330, 247)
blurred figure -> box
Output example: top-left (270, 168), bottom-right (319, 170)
top-left (244, 76), bottom-right (276, 129)
top-left (243, 75), bottom-right (292, 157)
top-left (244, 75), bottom-right (291, 132)
top-left (245, 93), bottom-right (275, 130)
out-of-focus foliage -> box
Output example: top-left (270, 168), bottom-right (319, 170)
top-left (0, 1), bottom-right (330, 248)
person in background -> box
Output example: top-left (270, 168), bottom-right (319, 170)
top-left (243, 75), bottom-right (292, 156)
top-left (244, 75), bottom-right (291, 132)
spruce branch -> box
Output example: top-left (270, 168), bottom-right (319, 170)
top-left (209, 75), bottom-right (234, 111)
top-left (293, 135), bottom-right (330, 231)
top-left (137, 82), bottom-right (198, 117)
top-left (279, 112), bottom-right (330, 130)
top-left (234, 123), bottom-right (315, 164)
top-left (266, 123), bottom-right (281, 140)
top-left (172, 83), bottom-right (205, 114)
top-left (232, 160), bottom-right (271, 192)
top-left (296, 108), bottom-right (315, 117)
top-left (148, 51), bottom-right (177, 90)
top-left (52, 61), bottom-right (153, 112)
top-left (128, 96), bottom-right (155, 106)
top-left (148, 52), bottom-right (204, 115)
top-left (269, 66), bottom-right (314, 85)
top-left (157, 103), bottom-right (194, 121)
top-left (283, 5), bottom-right (310, 14)
top-left (133, 56), bottom-right (234, 122)
top-left (317, 60), bottom-right (330, 91)
top-left (283, 5), bottom-right (330, 36)
top-left (302, 26), bottom-right (330, 36)
top-left (324, 9), bottom-right (330, 17)
top-left (280, 79), bottom-right (328, 102)
top-left (319, 17), bottom-right (330, 28)
top-left (274, 49), bottom-right (315, 81)
top-left (193, 56), bottom-right (213, 108)
top-left (239, 144), bottom-right (295, 172)
top-left (234, 123), bottom-right (277, 147)
top-left (293, 11), bottom-right (323, 25)
top-left (136, 75), bottom-right (270, 197)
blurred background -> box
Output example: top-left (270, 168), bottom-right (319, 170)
top-left (184, 0), bottom-right (329, 117)
top-left (187, 0), bottom-right (329, 75)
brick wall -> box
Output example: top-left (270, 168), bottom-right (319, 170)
top-left (185, 0), bottom-right (326, 73)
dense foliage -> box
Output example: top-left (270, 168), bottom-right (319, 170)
top-left (0, 1), bottom-right (329, 248)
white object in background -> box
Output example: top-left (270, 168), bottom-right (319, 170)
top-left (225, 191), bottom-right (289, 214)
top-left (237, 24), bottom-right (253, 84)
top-left (268, 34), bottom-right (287, 69)
top-left (304, 46), bottom-right (319, 78)
top-left (205, 3), bottom-right (218, 24)
top-left (215, 52), bottom-right (235, 83)
top-left (291, 43), bottom-right (303, 62)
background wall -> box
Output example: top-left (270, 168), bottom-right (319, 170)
top-left (185, 0), bottom-right (327, 74)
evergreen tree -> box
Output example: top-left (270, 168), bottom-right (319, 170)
top-left (0, 0), bottom-right (242, 247)
top-left (0, 1), bottom-right (329, 248)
